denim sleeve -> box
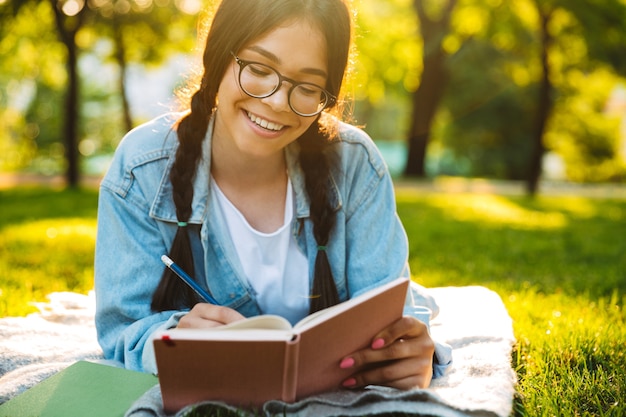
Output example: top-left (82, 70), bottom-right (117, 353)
top-left (337, 134), bottom-right (452, 379)
top-left (94, 183), bottom-right (182, 372)
top-left (341, 154), bottom-right (411, 296)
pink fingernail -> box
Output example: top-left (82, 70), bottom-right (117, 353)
top-left (342, 377), bottom-right (357, 388)
top-left (339, 357), bottom-right (355, 369)
top-left (371, 338), bottom-right (385, 349)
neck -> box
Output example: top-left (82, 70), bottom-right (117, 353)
top-left (210, 136), bottom-right (289, 233)
top-left (210, 134), bottom-right (288, 189)
top-left (212, 147), bottom-right (286, 186)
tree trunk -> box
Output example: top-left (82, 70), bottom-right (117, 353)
top-left (65, 36), bottom-right (79, 187)
top-left (405, 0), bottom-right (457, 177)
top-left (113, 23), bottom-right (133, 132)
top-left (405, 48), bottom-right (449, 177)
top-left (50, 0), bottom-right (84, 188)
top-left (527, 7), bottom-right (554, 196)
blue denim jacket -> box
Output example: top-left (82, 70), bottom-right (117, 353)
top-left (95, 113), bottom-right (451, 377)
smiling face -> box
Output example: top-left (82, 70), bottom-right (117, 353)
top-left (212, 18), bottom-right (328, 161)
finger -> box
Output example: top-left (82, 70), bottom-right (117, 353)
top-left (194, 304), bottom-right (246, 324)
top-left (349, 335), bottom-right (426, 368)
top-left (177, 304), bottom-right (245, 329)
top-left (371, 316), bottom-right (429, 349)
top-left (343, 356), bottom-right (434, 390)
top-left (338, 321), bottom-right (435, 389)
top-left (342, 320), bottom-right (434, 369)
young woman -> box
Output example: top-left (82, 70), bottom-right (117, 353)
top-left (95, 0), bottom-right (450, 394)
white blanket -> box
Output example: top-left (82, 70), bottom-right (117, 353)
top-left (0, 286), bottom-right (516, 416)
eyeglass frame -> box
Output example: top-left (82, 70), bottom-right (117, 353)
top-left (230, 51), bottom-right (337, 117)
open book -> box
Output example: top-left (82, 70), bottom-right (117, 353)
top-left (153, 277), bottom-right (409, 412)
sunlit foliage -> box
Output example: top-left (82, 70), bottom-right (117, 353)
top-left (351, 0), bottom-right (421, 140)
top-left (425, 0), bottom-right (626, 182)
top-left (1, 0), bottom-right (625, 182)
top-left (0, 0), bottom-right (200, 175)
top-left (0, 3), bottom-right (67, 172)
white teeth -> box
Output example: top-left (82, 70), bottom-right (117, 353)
top-left (247, 112), bottom-right (284, 131)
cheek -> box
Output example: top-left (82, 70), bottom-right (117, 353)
top-left (300, 122), bottom-right (314, 136)
top-left (298, 116), bottom-right (318, 133)
top-left (217, 67), bottom-right (242, 102)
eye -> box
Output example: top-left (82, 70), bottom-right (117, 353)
top-left (297, 84), bottom-right (323, 97)
top-left (247, 63), bottom-right (275, 78)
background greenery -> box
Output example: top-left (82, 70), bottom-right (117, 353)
top-left (0, 186), bottom-right (624, 415)
top-left (0, 187), bottom-right (97, 315)
top-left (2, 0), bottom-right (625, 185)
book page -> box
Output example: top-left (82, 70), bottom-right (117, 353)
top-left (219, 314), bottom-right (293, 331)
top-left (157, 328), bottom-right (294, 341)
top-left (157, 315), bottom-right (295, 342)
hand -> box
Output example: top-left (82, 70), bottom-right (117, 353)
top-left (339, 315), bottom-right (435, 390)
top-left (177, 303), bottom-right (246, 329)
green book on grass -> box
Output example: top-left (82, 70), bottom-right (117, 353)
top-left (0, 361), bottom-right (158, 417)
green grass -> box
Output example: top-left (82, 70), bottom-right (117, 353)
top-left (396, 190), bottom-right (626, 416)
top-left (1, 186), bottom-right (625, 415)
top-left (0, 187), bottom-right (99, 316)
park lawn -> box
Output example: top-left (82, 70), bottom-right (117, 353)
top-left (395, 190), bottom-right (625, 415)
top-left (0, 186), bottom-right (625, 415)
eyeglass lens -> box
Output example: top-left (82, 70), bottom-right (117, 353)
top-left (239, 62), bottom-right (329, 116)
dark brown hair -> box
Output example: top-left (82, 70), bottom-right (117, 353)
top-left (152, 0), bottom-right (353, 314)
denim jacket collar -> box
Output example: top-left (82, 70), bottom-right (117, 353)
top-left (148, 114), bottom-right (342, 225)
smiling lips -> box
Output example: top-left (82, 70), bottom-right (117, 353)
top-left (247, 111), bottom-right (285, 132)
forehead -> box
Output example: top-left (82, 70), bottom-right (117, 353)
top-left (242, 19), bottom-right (328, 75)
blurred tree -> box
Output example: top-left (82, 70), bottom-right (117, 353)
top-left (1, 0), bottom-right (88, 185)
top-left (0, 2), bottom-right (67, 174)
top-left (3, 0), bottom-right (625, 188)
top-left (49, 0), bottom-right (88, 187)
top-left (404, 0), bottom-right (626, 192)
top-left (526, 0), bottom-right (553, 195)
top-left (548, 71), bottom-right (623, 182)
top-left (523, 0), bottom-right (626, 192)
top-left (441, 41), bottom-right (536, 180)
top-left (0, 0), bottom-right (200, 185)
top-left (404, 0), bottom-right (457, 178)
top-left (351, 0), bottom-right (421, 143)
top-left (542, 0), bottom-right (626, 184)
top-left (438, 1), bottom-right (541, 182)
top-left (81, 0), bottom-right (199, 132)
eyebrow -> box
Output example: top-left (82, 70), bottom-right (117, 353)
top-left (244, 45), bottom-right (328, 78)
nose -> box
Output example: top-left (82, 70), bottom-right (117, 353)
top-left (260, 82), bottom-right (291, 113)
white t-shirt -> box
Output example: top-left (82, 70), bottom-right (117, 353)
top-left (210, 178), bottom-right (309, 324)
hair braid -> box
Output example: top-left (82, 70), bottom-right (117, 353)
top-left (299, 119), bottom-right (340, 314)
top-left (151, 86), bottom-right (213, 312)
top-left (150, 0), bottom-right (352, 312)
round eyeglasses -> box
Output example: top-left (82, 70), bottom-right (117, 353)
top-left (231, 52), bottom-right (336, 117)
